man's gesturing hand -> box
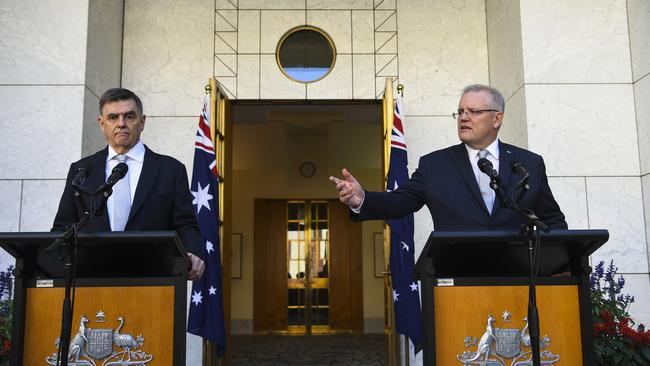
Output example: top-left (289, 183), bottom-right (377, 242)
top-left (329, 168), bottom-right (364, 208)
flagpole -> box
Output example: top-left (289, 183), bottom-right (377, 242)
top-left (199, 80), bottom-right (222, 366)
top-left (396, 83), bottom-right (410, 366)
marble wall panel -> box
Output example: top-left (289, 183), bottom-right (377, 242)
top-left (588, 177), bottom-right (648, 274)
top-left (85, 0), bottom-right (124, 97)
top-left (260, 55), bottom-right (306, 99)
top-left (20, 180), bottom-right (66, 232)
top-left (81, 88), bottom-right (107, 157)
top-left (122, 0), bottom-right (214, 116)
top-left (622, 274), bottom-right (650, 328)
top-left (635, 76), bottom-right (650, 176)
top-left (351, 10), bottom-right (373, 54)
top-left (498, 86), bottom-right (527, 149)
top-left (397, 0), bottom-right (489, 116)
top-left (0, 181), bottom-right (22, 232)
top-left (547, 177), bottom-right (588, 229)
top-left (352, 54), bottom-right (375, 99)
top-left (0, 0), bottom-right (88, 84)
top-left (307, 10), bottom-right (352, 54)
top-left (404, 115), bottom-right (459, 176)
top-left (525, 84), bottom-right (638, 177)
top-left (626, 0), bottom-right (650, 81)
top-left (308, 0), bottom-right (373, 9)
top-left (260, 11), bottom-right (305, 53)
top-left (0, 86), bottom-right (84, 179)
top-left (520, 0), bottom-right (631, 83)
top-left (239, 0), bottom-right (305, 9)
top-left (306, 55), bottom-right (352, 99)
top-left (237, 55), bottom-right (261, 99)
top-left (485, 0), bottom-right (524, 101)
top-left (239, 10), bottom-right (261, 53)
top-left (641, 174), bottom-right (650, 263)
top-left (142, 116), bottom-right (197, 173)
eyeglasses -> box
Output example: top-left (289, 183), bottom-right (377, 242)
top-left (452, 109), bottom-right (499, 119)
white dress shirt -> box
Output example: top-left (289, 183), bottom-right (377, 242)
top-left (465, 138), bottom-right (500, 182)
top-left (105, 140), bottom-right (145, 229)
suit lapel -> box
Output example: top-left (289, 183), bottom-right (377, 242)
top-left (85, 148), bottom-right (111, 229)
top-left (493, 141), bottom-right (514, 216)
top-left (128, 146), bottom-right (161, 223)
top-left (451, 143), bottom-right (489, 214)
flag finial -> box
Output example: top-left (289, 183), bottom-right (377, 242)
top-left (397, 84), bottom-right (404, 96)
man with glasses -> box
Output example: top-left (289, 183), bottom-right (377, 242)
top-left (329, 84), bottom-right (567, 230)
top-left (52, 88), bottom-right (206, 279)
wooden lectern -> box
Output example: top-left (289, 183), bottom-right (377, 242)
top-left (0, 231), bottom-right (190, 366)
top-left (414, 229), bottom-right (608, 366)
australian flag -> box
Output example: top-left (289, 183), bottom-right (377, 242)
top-left (386, 94), bottom-right (422, 351)
top-left (188, 95), bottom-right (226, 356)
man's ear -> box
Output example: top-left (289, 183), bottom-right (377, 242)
top-left (140, 115), bottom-right (146, 131)
top-left (493, 112), bottom-right (504, 129)
top-left (97, 116), bottom-right (104, 131)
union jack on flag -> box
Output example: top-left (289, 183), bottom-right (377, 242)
top-left (386, 93), bottom-right (422, 351)
top-left (188, 95), bottom-right (226, 356)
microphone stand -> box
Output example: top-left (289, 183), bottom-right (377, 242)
top-left (487, 174), bottom-right (547, 366)
top-left (47, 185), bottom-right (110, 366)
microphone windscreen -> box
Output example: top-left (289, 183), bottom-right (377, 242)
top-left (477, 158), bottom-right (493, 174)
top-left (113, 162), bottom-right (129, 178)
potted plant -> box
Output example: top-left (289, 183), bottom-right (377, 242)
top-left (591, 260), bottom-right (650, 365)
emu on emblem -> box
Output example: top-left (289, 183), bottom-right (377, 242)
top-left (86, 329), bottom-right (113, 359)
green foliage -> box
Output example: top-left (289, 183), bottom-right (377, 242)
top-left (591, 261), bottom-right (650, 365)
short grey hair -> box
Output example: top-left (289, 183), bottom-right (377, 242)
top-left (462, 84), bottom-right (505, 113)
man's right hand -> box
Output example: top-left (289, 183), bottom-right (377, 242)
top-left (329, 168), bottom-right (364, 209)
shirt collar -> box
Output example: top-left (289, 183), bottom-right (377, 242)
top-left (106, 140), bottom-right (145, 163)
top-left (464, 139), bottom-right (500, 160)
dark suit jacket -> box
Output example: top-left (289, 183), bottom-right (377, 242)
top-left (356, 141), bottom-right (567, 230)
top-left (52, 145), bottom-right (204, 259)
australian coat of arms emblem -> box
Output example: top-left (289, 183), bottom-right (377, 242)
top-left (456, 312), bottom-right (560, 366)
top-left (45, 311), bottom-right (154, 366)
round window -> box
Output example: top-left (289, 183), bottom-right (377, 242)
top-left (276, 26), bottom-right (336, 83)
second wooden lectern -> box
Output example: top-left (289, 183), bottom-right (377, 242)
top-left (414, 229), bottom-right (608, 366)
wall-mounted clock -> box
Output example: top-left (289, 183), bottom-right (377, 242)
top-left (299, 161), bottom-right (316, 177)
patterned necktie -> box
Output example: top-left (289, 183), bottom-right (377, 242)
top-left (478, 150), bottom-right (494, 214)
top-left (111, 154), bottom-right (131, 231)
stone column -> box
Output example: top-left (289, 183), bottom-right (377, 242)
top-left (486, 0), bottom-right (649, 324)
top-left (0, 0), bottom-right (123, 270)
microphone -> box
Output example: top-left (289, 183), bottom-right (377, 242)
top-left (510, 161), bottom-right (529, 180)
top-left (94, 162), bottom-right (128, 194)
top-left (478, 158), bottom-right (499, 180)
top-left (71, 168), bottom-right (88, 188)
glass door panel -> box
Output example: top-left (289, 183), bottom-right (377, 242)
top-left (287, 201), bottom-right (329, 334)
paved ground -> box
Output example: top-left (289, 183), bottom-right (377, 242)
top-left (231, 334), bottom-right (387, 366)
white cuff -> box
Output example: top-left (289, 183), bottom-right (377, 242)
top-left (350, 193), bottom-right (365, 213)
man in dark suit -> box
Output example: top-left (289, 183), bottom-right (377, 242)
top-left (330, 84), bottom-right (567, 230)
top-left (52, 88), bottom-right (205, 279)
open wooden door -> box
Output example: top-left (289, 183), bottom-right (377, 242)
top-left (382, 78), bottom-right (401, 366)
top-left (206, 78), bottom-right (233, 366)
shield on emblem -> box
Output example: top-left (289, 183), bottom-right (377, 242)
top-left (86, 329), bottom-right (114, 359)
top-left (494, 328), bottom-right (521, 359)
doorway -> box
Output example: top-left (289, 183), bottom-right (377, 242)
top-left (253, 199), bottom-right (363, 334)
